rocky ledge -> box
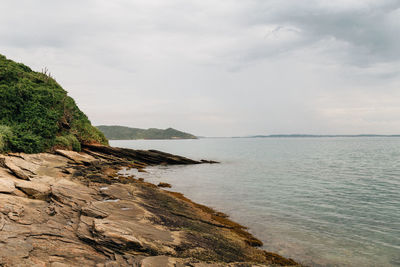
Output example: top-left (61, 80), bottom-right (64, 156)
top-left (0, 145), bottom-right (299, 267)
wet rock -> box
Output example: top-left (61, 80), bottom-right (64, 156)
top-left (83, 144), bottom-right (202, 165)
top-left (201, 159), bottom-right (220, 164)
top-left (157, 182), bottom-right (172, 188)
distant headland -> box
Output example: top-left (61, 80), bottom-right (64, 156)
top-left (97, 125), bottom-right (197, 140)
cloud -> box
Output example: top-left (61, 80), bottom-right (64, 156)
top-left (238, 0), bottom-right (400, 67)
top-left (1, 0), bottom-right (400, 135)
top-left (3, 0), bottom-right (398, 69)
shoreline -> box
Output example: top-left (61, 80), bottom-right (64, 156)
top-left (0, 145), bottom-right (300, 266)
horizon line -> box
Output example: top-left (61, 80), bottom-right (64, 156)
top-left (200, 134), bottom-right (400, 138)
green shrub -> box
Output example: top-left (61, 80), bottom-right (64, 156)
top-left (0, 54), bottom-right (108, 153)
top-left (54, 136), bottom-right (69, 148)
top-left (0, 125), bottom-right (12, 152)
top-left (55, 134), bottom-right (81, 152)
top-left (69, 135), bottom-right (82, 152)
top-left (9, 131), bottom-right (44, 154)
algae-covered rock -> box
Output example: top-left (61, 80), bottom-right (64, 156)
top-left (0, 54), bottom-right (108, 153)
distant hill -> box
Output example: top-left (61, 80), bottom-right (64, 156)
top-left (97, 126), bottom-right (197, 140)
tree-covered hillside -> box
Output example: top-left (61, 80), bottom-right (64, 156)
top-left (97, 125), bottom-right (197, 140)
top-left (0, 54), bottom-right (108, 153)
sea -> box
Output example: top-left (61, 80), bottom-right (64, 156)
top-left (111, 137), bottom-right (400, 267)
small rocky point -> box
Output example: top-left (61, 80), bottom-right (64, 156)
top-left (0, 144), bottom-right (299, 267)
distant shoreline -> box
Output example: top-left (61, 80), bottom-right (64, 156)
top-left (252, 134), bottom-right (400, 138)
top-left (198, 135), bottom-right (400, 139)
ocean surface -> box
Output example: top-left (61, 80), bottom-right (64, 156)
top-left (111, 138), bottom-right (400, 267)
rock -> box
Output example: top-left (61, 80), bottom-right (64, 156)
top-left (83, 144), bottom-right (202, 165)
top-left (0, 158), bottom-right (31, 180)
top-left (138, 256), bottom-right (274, 267)
top-left (14, 180), bottom-right (51, 200)
top-left (0, 239), bottom-right (34, 262)
top-left (140, 256), bottom-right (172, 267)
top-left (50, 262), bottom-right (71, 267)
top-left (0, 148), bottom-right (299, 267)
top-left (81, 204), bottom-right (109, 219)
top-left (55, 149), bottom-right (96, 164)
top-left (157, 182), bottom-right (172, 188)
top-left (51, 178), bottom-right (98, 207)
top-left (0, 179), bottom-right (15, 193)
top-left (4, 155), bottom-right (38, 175)
top-left (201, 159), bottom-right (220, 164)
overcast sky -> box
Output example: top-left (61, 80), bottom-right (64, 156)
top-left (1, 0), bottom-right (400, 136)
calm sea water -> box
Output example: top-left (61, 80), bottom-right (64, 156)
top-left (111, 138), bottom-right (400, 267)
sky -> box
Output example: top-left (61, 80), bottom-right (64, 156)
top-left (1, 0), bottom-right (400, 136)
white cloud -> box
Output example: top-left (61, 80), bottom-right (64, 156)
top-left (1, 0), bottom-right (399, 136)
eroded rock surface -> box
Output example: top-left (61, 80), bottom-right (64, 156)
top-left (0, 146), bottom-right (299, 266)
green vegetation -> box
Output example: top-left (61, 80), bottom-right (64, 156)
top-left (54, 134), bottom-right (81, 152)
top-left (0, 54), bottom-right (108, 153)
top-left (97, 125), bottom-right (197, 140)
top-left (0, 125), bottom-right (13, 152)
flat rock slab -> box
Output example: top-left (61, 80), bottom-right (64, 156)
top-left (0, 179), bottom-right (15, 193)
top-left (14, 180), bottom-right (51, 200)
top-left (0, 157), bottom-right (31, 180)
top-left (55, 149), bottom-right (96, 164)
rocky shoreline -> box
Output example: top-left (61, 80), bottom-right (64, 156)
top-left (0, 145), bottom-right (300, 266)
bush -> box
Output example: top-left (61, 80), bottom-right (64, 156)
top-left (54, 134), bottom-right (81, 152)
top-left (63, 97), bottom-right (108, 145)
top-left (0, 125), bottom-right (12, 152)
top-left (0, 54), bottom-right (108, 153)
top-left (9, 131), bottom-right (44, 154)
